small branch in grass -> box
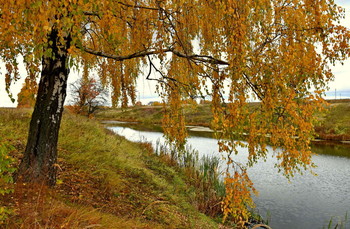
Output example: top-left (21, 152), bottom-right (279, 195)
top-left (141, 200), bottom-right (170, 215)
top-left (83, 224), bottom-right (102, 229)
top-left (251, 224), bottom-right (272, 229)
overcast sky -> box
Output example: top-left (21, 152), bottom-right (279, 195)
top-left (1, 0), bottom-right (350, 107)
top-left (326, 0), bottom-right (350, 98)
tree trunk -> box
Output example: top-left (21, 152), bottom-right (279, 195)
top-left (18, 30), bottom-right (70, 186)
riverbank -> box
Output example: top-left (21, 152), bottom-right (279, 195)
top-left (0, 108), bottom-right (223, 228)
top-left (108, 119), bottom-right (350, 229)
top-left (96, 100), bottom-right (350, 143)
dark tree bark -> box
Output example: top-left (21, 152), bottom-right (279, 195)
top-left (18, 29), bottom-right (71, 186)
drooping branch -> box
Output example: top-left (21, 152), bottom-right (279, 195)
top-left (146, 55), bottom-right (190, 89)
top-left (117, 1), bottom-right (159, 11)
top-left (82, 1), bottom-right (159, 19)
top-left (83, 11), bottom-right (101, 18)
top-left (81, 6), bottom-right (230, 66)
top-left (243, 73), bottom-right (264, 101)
top-left (146, 55), bottom-right (169, 82)
top-left (82, 46), bottom-right (172, 60)
top-left (83, 11), bottom-right (134, 28)
top-left (159, 6), bottom-right (188, 56)
top-left (173, 51), bottom-right (229, 66)
top-left (81, 46), bottom-right (229, 65)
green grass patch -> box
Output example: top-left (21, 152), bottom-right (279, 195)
top-left (96, 104), bottom-right (214, 126)
top-left (315, 103), bottom-right (350, 140)
top-left (0, 108), bottom-right (219, 228)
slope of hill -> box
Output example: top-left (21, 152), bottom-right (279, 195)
top-left (0, 108), bottom-right (220, 228)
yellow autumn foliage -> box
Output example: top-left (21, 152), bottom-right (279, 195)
top-left (1, 0), bottom-right (350, 224)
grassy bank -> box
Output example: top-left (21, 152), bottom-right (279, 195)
top-left (96, 100), bottom-right (350, 142)
top-left (0, 108), bottom-right (222, 228)
top-left (96, 104), bottom-right (213, 127)
top-left (315, 101), bottom-right (350, 141)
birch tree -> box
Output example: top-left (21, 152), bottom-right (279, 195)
top-left (1, 0), bottom-right (349, 224)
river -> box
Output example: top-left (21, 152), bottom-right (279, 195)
top-left (107, 123), bottom-right (350, 229)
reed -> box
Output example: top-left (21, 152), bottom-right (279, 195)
top-left (154, 140), bottom-right (225, 217)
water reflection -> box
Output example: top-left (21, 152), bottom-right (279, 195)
top-left (311, 142), bottom-right (350, 158)
top-left (108, 125), bottom-right (350, 229)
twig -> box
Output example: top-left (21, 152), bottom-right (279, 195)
top-left (83, 224), bottom-right (102, 229)
top-left (141, 200), bottom-right (170, 215)
top-left (251, 224), bottom-right (272, 229)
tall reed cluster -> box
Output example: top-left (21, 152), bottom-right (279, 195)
top-left (154, 140), bottom-right (225, 217)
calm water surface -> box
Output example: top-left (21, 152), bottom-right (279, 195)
top-left (108, 125), bottom-right (350, 229)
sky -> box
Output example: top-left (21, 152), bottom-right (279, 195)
top-left (326, 0), bottom-right (350, 98)
top-left (1, 0), bottom-right (350, 107)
